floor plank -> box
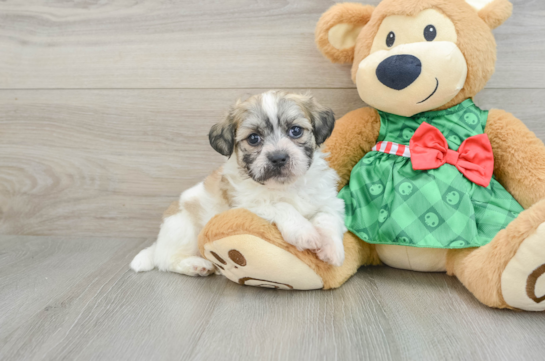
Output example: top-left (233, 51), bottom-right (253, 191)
top-left (0, 235), bottom-right (148, 335)
top-left (372, 267), bottom-right (545, 361)
top-left (1, 236), bottom-right (544, 361)
top-left (0, 0), bottom-right (543, 89)
top-left (190, 269), bottom-right (399, 361)
top-left (0, 236), bottom-right (228, 361)
top-left (1, 89), bottom-right (544, 238)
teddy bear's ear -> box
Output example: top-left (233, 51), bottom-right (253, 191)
top-left (466, 0), bottom-right (512, 29)
top-left (315, 3), bottom-right (374, 64)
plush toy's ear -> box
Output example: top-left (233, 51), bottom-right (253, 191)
top-left (315, 3), bottom-right (374, 64)
top-left (466, 0), bottom-right (512, 29)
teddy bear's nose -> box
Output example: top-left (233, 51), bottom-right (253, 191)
top-left (376, 54), bottom-right (422, 90)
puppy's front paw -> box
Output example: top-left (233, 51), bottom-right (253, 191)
top-left (281, 221), bottom-right (322, 252)
top-left (312, 213), bottom-right (346, 266)
top-left (315, 237), bottom-right (345, 266)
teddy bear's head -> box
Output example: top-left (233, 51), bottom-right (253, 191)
top-left (316, 0), bottom-right (512, 117)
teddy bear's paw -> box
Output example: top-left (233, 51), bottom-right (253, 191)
top-left (501, 222), bottom-right (545, 311)
top-left (203, 234), bottom-right (324, 290)
top-left (168, 256), bottom-right (216, 277)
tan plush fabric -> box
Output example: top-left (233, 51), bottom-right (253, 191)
top-left (478, 0), bottom-right (513, 29)
top-left (485, 109), bottom-right (545, 209)
top-left (376, 245), bottom-right (447, 272)
top-left (501, 223), bottom-right (545, 311)
top-left (446, 199), bottom-right (545, 309)
top-left (323, 107), bottom-right (381, 190)
top-left (198, 208), bottom-right (380, 289)
top-left (315, 3), bottom-right (375, 64)
top-left (203, 234), bottom-right (324, 290)
top-left (328, 23), bottom-right (364, 50)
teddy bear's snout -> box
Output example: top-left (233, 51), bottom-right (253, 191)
top-left (376, 54), bottom-right (422, 90)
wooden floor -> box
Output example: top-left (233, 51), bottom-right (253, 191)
top-left (1, 1), bottom-right (545, 360)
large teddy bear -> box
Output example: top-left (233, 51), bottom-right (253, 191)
top-left (197, 0), bottom-right (545, 311)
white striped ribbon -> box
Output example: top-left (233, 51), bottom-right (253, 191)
top-left (371, 141), bottom-right (411, 158)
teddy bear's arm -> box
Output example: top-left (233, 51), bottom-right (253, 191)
top-left (323, 107), bottom-right (381, 190)
top-left (485, 109), bottom-right (545, 208)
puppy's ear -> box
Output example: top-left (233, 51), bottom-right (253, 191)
top-left (209, 112), bottom-right (236, 157)
top-left (313, 107), bottom-right (336, 146)
top-left (302, 96), bottom-right (335, 146)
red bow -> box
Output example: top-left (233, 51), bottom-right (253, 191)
top-left (409, 122), bottom-right (494, 187)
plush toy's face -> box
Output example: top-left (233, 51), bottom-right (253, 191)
top-left (357, 9), bottom-right (467, 116)
top-left (316, 0), bottom-right (513, 117)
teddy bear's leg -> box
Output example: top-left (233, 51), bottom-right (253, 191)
top-left (446, 199), bottom-right (545, 311)
top-left (198, 208), bottom-right (379, 290)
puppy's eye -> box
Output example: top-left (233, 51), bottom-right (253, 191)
top-left (288, 126), bottom-right (303, 139)
top-left (386, 31), bottom-right (395, 47)
top-left (247, 133), bottom-right (261, 146)
top-left (424, 25), bottom-right (437, 41)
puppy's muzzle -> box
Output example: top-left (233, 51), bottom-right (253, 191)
top-left (268, 151), bottom-right (290, 168)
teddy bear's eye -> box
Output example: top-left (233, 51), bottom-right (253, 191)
top-left (424, 25), bottom-right (437, 41)
top-left (386, 31), bottom-right (395, 47)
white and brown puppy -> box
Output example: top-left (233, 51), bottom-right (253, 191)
top-left (131, 91), bottom-right (346, 276)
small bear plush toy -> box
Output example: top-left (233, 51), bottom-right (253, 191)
top-left (197, 0), bottom-right (545, 311)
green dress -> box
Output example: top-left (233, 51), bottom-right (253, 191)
top-left (338, 99), bottom-right (523, 249)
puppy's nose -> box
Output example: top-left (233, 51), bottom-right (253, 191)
top-left (376, 54), bottom-right (422, 90)
top-left (268, 151), bottom-right (289, 167)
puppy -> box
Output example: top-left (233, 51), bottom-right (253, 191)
top-left (130, 91), bottom-right (346, 276)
